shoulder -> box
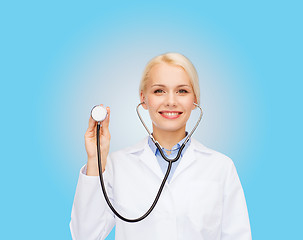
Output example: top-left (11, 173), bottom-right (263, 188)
top-left (190, 138), bottom-right (237, 182)
top-left (191, 138), bottom-right (234, 167)
top-left (109, 137), bottom-right (148, 160)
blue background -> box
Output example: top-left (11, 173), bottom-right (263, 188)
top-left (1, 1), bottom-right (302, 239)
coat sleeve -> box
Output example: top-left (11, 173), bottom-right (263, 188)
top-left (221, 161), bottom-right (252, 240)
top-left (70, 156), bottom-right (115, 240)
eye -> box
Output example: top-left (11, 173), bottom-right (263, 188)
top-left (178, 89), bottom-right (189, 94)
top-left (154, 89), bottom-right (164, 94)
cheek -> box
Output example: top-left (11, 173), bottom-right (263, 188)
top-left (146, 96), bottom-right (161, 110)
top-left (184, 98), bottom-right (195, 111)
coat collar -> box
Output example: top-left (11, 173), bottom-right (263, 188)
top-left (125, 137), bottom-right (213, 155)
top-left (124, 137), bottom-right (213, 181)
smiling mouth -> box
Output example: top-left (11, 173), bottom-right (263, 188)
top-left (159, 111), bottom-right (182, 119)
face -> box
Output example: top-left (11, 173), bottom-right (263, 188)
top-left (140, 63), bottom-right (196, 134)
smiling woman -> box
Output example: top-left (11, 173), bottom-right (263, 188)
top-left (140, 58), bottom-right (197, 150)
top-left (70, 53), bottom-right (252, 240)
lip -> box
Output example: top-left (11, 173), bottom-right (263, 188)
top-left (159, 111), bottom-right (183, 119)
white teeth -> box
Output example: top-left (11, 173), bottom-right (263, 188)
top-left (162, 112), bottom-right (179, 116)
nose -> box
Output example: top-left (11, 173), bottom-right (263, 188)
top-left (165, 91), bottom-right (177, 107)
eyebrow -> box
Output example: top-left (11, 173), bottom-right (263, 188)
top-left (151, 84), bottom-right (191, 88)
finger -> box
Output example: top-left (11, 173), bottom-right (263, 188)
top-left (88, 116), bottom-right (97, 131)
top-left (102, 107), bottom-right (110, 128)
top-left (102, 107), bottom-right (111, 136)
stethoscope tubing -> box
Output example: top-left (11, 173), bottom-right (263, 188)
top-left (96, 102), bottom-right (203, 222)
top-left (97, 123), bottom-right (174, 223)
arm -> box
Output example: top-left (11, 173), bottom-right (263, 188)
top-left (221, 162), bottom-right (252, 240)
top-left (70, 105), bottom-right (115, 239)
top-left (70, 163), bottom-right (115, 240)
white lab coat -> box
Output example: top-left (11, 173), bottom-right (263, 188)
top-left (70, 137), bottom-right (251, 240)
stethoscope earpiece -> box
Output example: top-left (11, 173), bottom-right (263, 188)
top-left (91, 105), bottom-right (107, 123)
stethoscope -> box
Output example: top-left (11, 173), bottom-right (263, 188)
top-left (90, 102), bottom-right (203, 223)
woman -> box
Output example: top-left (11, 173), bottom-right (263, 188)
top-left (70, 53), bottom-right (252, 240)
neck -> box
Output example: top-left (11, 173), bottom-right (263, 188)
top-left (152, 126), bottom-right (186, 150)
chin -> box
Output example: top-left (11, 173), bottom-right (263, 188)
top-left (154, 123), bottom-right (186, 133)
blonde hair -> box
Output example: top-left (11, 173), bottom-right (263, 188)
top-left (139, 52), bottom-right (200, 105)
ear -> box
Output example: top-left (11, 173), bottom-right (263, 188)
top-left (140, 91), bottom-right (148, 110)
top-left (192, 97), bottom-right (198, 110)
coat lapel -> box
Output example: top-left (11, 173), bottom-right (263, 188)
top-left (170, 142), bottom-right (196, 182)
top-left (126, 137), bottom-right (164, 180)
top-left (170, 138), bottom-right (213, 182)
top-left (139, 145), bottom-right (164, 180)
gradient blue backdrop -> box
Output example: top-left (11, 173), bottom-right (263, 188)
top-left (1, 1), bottom-right (302, 239)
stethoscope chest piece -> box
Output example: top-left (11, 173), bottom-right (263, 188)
top-left (91, 105), bottom-right (107, 122)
